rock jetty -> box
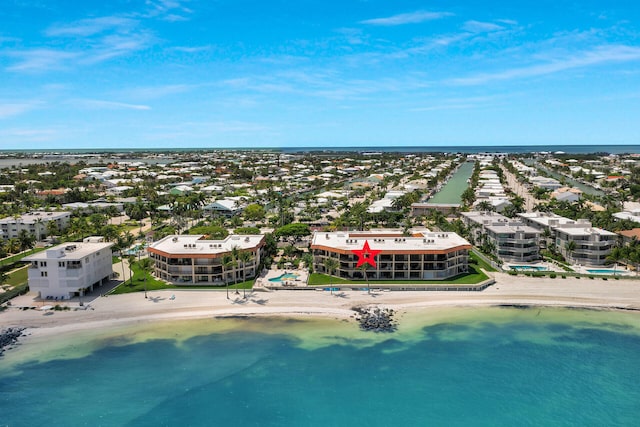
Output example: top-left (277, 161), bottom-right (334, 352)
top-left (0, 327), bottom-right (25, 357)
top-left (353, 306), bottom-right (397, 332)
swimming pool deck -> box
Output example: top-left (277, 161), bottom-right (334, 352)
top-left (256, 268), bottom-right (310, 288)
top-left (503, 262), bottom-right (560, 272)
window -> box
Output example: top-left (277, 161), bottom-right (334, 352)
top-left (58, 262), bottom-right (65, 267)
top-left (40, 261), bottom-right (47, 267)
top-left (41, 271), bottom-right (48, 277)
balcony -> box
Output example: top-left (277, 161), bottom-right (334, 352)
top-left (168, 266), bottom-right (193, 274)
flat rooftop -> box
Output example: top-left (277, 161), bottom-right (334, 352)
top-left (149, 234), bottom-right (265, 256)
top-left (0, 211), bottom-right (69, 224)
top-left (311, 230), bottom-right (471, 252)
top-left (23, 241), bottom-right (114, 261)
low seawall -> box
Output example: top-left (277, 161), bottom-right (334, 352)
top-left (267, 278), bottom-right (496, 292)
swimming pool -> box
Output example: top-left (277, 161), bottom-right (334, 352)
top-left (509, 265), bottom-right (548, 271)
top-left (123, 245), bottom-right (145, 256)
top-left (268, 273), bottom-right (300, 283)
top-left (586, 268), bottom-right (628, 275)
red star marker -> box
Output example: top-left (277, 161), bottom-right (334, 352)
top-left (351, 240), bottom-right (381, 268)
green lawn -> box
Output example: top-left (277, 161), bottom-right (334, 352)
top-left (470, 251), bottom-right (497, 272)
top-left (176, 280), bottom-right (255, 290)
top-left (0, 248), bottom-right (44, 268)
top-left (111, 261), bottom-right (255, 294)
top-left (110, 261), bottom-right (168, 294)
top-left (0, 266), bottom-right (30, 305)
top-left (308, 265), bottom-right (488, 286)
top-left (4, 266), bottom-right (29, 287)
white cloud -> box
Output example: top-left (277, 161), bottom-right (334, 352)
top-left (162, 14), bottom-right (189, 22)
top-left (409, 96), bottom-right (503, 111)
top-left (125, 84), bottom-right (195, 99)
top-left (0, 101), bottom-right (42, 119)
top-left (449, 45), bottom-right (640, 85)
top-left (169, 45), bottom-right (212, 53)
top-left (360, 11), bottom-right (453, 26)
top-left (5, 49), bottom-right (79, 72)
top-left (73, 99), bottom-right (151, 110)
top-left (82, 33), bottom-right (154, 64)
top-left (0, 128), bottom-right (60, 142)
top-left (462, 20), bottom-right (505, 33)
top-left (46, 17), bottom-right (137, 37)
top-left (144, 0), bottom-right (193, 20)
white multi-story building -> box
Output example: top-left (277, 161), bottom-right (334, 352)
top-left (461, 211), bottom-right (540, 263)
top-left (311, 230), bottom-right (471, 281)
top-left (147, 234), bottom-right (265, 284)
top-left (22, 239), bottom-right (114, 300)
top-left (517, 212), bottom-right (616, 266)
top-left (0, 211), bottom-right (70, 241)
top-left (529, 176), bottom-right (562, 191)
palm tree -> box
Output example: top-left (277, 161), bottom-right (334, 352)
top-left (565, 240), bottom-right (576, 264)
top-left (136, 257), bottom-right (153, 298)
top-left (606, 246), bottom-right (624, 274)
top-left (230, 246), bottom-right (240, 294)
top-left (0, 270), bottom-right (8, 287)
top-left (4, 238), bottom-right (18, 255)
top-left (221, 254), bottom-right (234, 299)
top-left (511, 195), bottom-right (525, 212)
top-left (359, 263), bottom-right (371, 295)
top-left (114, 236), bottom-right (128, 285)
top-left (541, 228), bottom-right (552, 249)
top-left (127, 255), bottom-right (136, 286)
top-left (17, 230), bottom-right (35, 252)
top-left (238, 250), bottom-right (252, 298)
top-left (323, 257), bottom-right (339, 295)
top-left (461, 187), bottom-right (476, 207)
top-left (476, 201), bottom-right (493, 212)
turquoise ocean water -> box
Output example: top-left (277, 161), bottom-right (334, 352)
top-left (1, 307), bottom-right (639, 426)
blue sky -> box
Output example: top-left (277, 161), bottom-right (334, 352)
top-left (1, 0), bottom-right (640, 149)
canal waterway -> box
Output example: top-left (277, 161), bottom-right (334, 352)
top-left (428, 162), bottom-right (475, 204)
top-left (536, 165), bottom-right (605, 197)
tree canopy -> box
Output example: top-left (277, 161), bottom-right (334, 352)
top-left (274, 223), bottom-right (311, 239)
top-left (188, 225), bottom-right (229, 240)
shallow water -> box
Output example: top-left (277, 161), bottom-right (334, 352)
top-left (1, 307), bottom-right (639, 426)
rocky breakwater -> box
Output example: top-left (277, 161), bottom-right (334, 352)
top-left (353, 306), bottom-right (397, 333)
top-left (0, 327), bottom-right (26, 357)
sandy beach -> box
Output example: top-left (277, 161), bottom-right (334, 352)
top-left (2, 273), bottom-right (640, 341)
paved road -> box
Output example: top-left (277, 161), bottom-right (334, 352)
top-left (501, 165), bottom-right (539, 212)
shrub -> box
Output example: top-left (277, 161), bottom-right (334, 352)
top-left (549, 273), bottom-right (557, 279)
top-left (589, 276), bottom-right (594, 280)
top-left (561, 275), bottom-right (566, 279)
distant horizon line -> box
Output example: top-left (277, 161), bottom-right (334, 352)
top-left (2, 143), bottom-right (640, 153)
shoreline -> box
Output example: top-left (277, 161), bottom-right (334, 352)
top-left (2, 272), bottom-right (640, 339)
top-left (2, 273), bottom-right (640, 371)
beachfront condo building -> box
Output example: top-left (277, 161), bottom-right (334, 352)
top-left (22, 239), bottom-right (114, 300)
top-left (147, 234), bottom-right (265, 285)
top-left (517, 212), bottom-right (616, 266)
top-left (311, 230), bottom-right (471, 281)
top-left (461, 211), bottom-right (540, 263)
top-left (0, 211), bottom-right (70, 241)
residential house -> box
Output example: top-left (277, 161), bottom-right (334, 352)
top-left (22, 239), bottom-right (114, 300)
